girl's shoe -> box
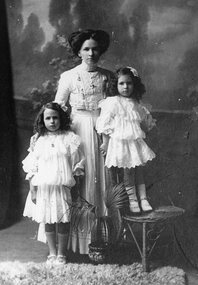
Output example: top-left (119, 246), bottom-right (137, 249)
top-left (55, 255), bottom-right (67, 265)
top-left (46, 255), bottom-right (56, 266)
top-left (140, 198), bottom-right (152, 212)
top-left (129, 200), bottom-right (141, 213)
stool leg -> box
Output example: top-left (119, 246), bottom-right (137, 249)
top-left (142, 222), bottom-right (149, 272)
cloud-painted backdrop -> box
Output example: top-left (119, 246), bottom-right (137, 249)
top-left (6, 0), bottom-right (198, 110)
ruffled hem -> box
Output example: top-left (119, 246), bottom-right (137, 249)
top-left (23, 185), bottom-right (72, 224)
top-left (105, 155), bottom-right (155, 169)
top-left (105, 138), bottom-right (156, 168)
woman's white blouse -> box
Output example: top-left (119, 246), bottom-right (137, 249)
top-left (55, 63), bottom-right (115, 111)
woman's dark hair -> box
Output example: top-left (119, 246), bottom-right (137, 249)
top-left (33, 102), bottom-right (71, 135)
top-left (116, 67), bottom-right (146, 102)
top-left (68, 29), bottom-right (110, 57)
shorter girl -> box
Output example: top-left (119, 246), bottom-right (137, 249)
top-left (96, 67), bottom-right (156, 213)
top-left (22, 102), bottom-right (84, 265)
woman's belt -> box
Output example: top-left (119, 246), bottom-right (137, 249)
top-left (72, 108), bottom-right (100, 116)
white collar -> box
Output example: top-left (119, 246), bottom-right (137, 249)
top-left (80, 61), bottom-right (98, 72)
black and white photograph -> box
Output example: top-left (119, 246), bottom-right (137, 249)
top-left (0, 0), bottom-right (198, 284)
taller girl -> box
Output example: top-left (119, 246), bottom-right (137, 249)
top-left (96, 67), bottom-right (156, 214)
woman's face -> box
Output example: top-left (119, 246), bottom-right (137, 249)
top-left (43, 108), bottom-right (60, 132)
top-left (78, 38), bottom-right (100, 66)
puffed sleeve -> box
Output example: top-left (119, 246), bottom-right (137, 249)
top-left (22, 134), bottom-right (39, 180)
top-left (139, 103), bottom-right (156, 132)
top-left (54, 71), bottom-right (72, 105)
top-left (67, 132), bottom-right (85, 176)
top-left (95, 97), bottom-right (116, 135)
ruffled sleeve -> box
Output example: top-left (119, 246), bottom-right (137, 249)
top-left (96, 97), bottom-right (116, 135)
top-left (138, 103), bottom-right (156, 132)
top-left (22, 133), bottom-right (39, 180)
top-left (66, 132), bottom-right (85, 176)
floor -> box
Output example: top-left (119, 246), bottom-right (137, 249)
top-left (0, 217), bottom-right (198, 284)
top-left (11, 125), bottom-right (198, 284)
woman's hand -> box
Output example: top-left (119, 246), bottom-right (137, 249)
top-left (100, 142), bottom-right (108, 156)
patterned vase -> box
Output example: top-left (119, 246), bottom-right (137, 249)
top-left (88, 241), bottom-right (109, 264)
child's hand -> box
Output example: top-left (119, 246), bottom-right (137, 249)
top-left (100, 143), bottom-right (108, 156)
top-left (140, 121), bottom-right (148, 133)
top-left (141, 115), bottom-right (156, 133)
top-left (31, 187), bottom-right (37, 204)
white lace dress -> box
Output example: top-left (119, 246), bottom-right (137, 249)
top-left (96, 96), bottom-right (156, 168)
top-left (23, 131), bottom-right (85, 224)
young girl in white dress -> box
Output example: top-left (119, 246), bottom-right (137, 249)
top-left (22, 102), bottom-right (84, 265)
top-left (96, 67), bottom-right (156, 213)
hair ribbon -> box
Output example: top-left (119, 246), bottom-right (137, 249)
top-left (127, 66), bottom-right (139, 77)
top-left (61, 105), bottom-right (68, 112)
top-left (52, 101), bottom-right (68, 112)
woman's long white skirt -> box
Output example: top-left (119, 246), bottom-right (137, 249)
top-left (69, 110), bottom-right (110, 254)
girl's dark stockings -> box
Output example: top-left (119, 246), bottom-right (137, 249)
top-left (45, 222), bottom-right (70, 234)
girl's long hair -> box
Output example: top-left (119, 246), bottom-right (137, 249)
top-left (116, 67), bottom-right (146, 102)
top-left (33, 102), bottom-right (71, 136)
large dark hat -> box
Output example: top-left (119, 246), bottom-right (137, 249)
top-left (68, 29), bottom-right (110, 56)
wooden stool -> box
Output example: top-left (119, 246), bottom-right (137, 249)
top-left (123, 206), bottom-right (185, 272)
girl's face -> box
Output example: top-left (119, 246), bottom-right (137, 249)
top-left (43, 108), bottom-right (60, 132)
top-left (78, 38), bottom-right (100, 66)
top-left (117, 74), bottom-right (134, 98)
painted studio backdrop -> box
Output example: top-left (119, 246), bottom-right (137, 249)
top-left (6, 0), bottom-right (198, 110)
top-left (5, 0), bottom-right (198, 266)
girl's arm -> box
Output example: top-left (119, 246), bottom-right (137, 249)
top-left (71, 175), bottom-right (84, 201)
top-left (139, 103), bottom-right (156, 133)
top-left (100, 133), bottom-right (109, 157)
top-left (95, 97), bottom-right (115, 156)
top-left (22, 134), bottom-right (39, 204)
top-left (141, 113), bottom-right (156, 133)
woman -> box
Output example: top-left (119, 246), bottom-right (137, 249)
top-left (54, 29), bottom-right (116, 254)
